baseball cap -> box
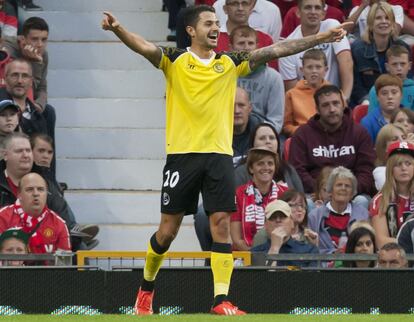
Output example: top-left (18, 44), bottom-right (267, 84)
top-left (248, 146), bottom-right (277, 156)
top-left (0, 227), bottom-right (29, 245)
top-left (265, 200), bottom-right (291, 219)
top-left (0, 99), bottom-right (19, 113)
top-left (387, 141), bottom-right (414, 159)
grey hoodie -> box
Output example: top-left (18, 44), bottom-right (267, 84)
top-left (238, 65), bottom-right (285, 133)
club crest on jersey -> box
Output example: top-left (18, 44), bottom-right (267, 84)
top-left (43, 227), bottom-right (54, 239)
top-left (163, 192), bottom-right (170, 206)
top-left (213, 63), bottom-right (224, 73)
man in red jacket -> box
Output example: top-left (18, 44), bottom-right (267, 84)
top-left (289, 85), bottom-right (375, 201)
top-left (0, 172), bottom-right (71, 254)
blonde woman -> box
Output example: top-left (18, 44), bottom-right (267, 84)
top-left (373, 123), bottom-right (407, 191)
top-left (370, 141), bottom-right (414, 248)
top-left (351, 1), bottom-right (410, 105)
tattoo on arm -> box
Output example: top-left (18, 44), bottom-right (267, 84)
top-left (146, 48), bottom-right (162, 68)
top-left (249, 33), bottom-right (324, 70)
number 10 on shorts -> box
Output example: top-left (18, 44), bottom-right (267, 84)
top-left (163, 170), bottom-right (180, 188)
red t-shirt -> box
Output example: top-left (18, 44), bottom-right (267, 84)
top-left (215, 31), bottom-right (278, 70)
top-left (324, 211), bottom-right (350, 246)
top-left (370, 193), bottom-right (414, 229)
top-left (271, 0), bottom-right (346, 17)
top-left (280, 6), bottom-right (345, 39)
top-left (195, 0), bottom-right (216, 5)
top-left (0, 204), bottom-right (71, 253)
top-left (270, 0), bottom-right (297, 18)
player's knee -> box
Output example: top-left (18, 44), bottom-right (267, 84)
top-left (157, 230), bottom-right (177, 247)
top-left (210, 214), bottom-right (230, 238)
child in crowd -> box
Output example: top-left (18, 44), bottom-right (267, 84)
top-left (391, 108), bottom-right (414, 137)
top-left (282, 49), bottom-right (329, 137)
top-left (0, 100), bottom-right (19, 154)
top-left (361, 74), bottom-right (403, 143)
top-left (343, 223), bottom-right (376, 268)
top-left (0, 227), bottom-right (29, 266)
top-left (313, 166), bottom-right (334, 207)
top-left (368, 46), bottom-right (414, 113)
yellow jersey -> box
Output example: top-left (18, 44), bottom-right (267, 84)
top-left (158, 47), bottom-right (251, 156)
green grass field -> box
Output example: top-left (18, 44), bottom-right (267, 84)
top-left (1, 315), bottom-right (413, 322)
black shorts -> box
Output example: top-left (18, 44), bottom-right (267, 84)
top-left (160, 153), bottom-right (236, 215)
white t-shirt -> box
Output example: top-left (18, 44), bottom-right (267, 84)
top-left (373, 166), bottom-right (385, 191)
top-left (213, 0), bottom-right (282, 41)
top-left (278, 19), bottom-right (351, 87)
top-left (349, 4), bottom-right (404, 37)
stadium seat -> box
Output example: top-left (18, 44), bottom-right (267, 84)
top-left (352, 104), bottom-right (368, 124)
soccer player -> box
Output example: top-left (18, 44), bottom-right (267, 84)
top-left (101, 5), bottom-right (349, 316)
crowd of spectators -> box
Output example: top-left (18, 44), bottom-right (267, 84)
top-left (2, 0), bottom-right (414, 268)
top-left (0, 1), bottom-right (99, 266)
top-left (178, 0), bottom-right (414, 268)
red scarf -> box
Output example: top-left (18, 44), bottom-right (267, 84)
top-left (241, 180), bottom-right (287, 246)
top-left (14, 200), bottom-right (49, 254)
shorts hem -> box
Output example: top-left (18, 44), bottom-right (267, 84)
top-left (205, 207), bottom-right (237, 215)
top-left (161, 208), bottom-right (195, 215)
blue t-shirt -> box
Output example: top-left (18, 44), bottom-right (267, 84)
top-left (360, 107), bottom-right (390, 143)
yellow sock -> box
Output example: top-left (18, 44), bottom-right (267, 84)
top-left (211, 251), bottom-right (234, 297)
top-left (143, 241), bottom-right (167, 282)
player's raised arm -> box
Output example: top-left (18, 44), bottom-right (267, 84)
top-left (248, 22), bottom-right (353, 70)
top-left (101, 11), bottom-right (162, 67)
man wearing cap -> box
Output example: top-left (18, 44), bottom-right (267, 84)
top-left (0, 172), bottom-right (71, 254)
top-left (251, 199), bottom-right (319, 267)
top-left (290, 84), bottom-right (375, 200)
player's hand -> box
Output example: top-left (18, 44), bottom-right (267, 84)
top-left (102, 11), bottom-right (121, 31)
top-left (18, 36), bottom-right (43, 62)
top-left (325, 22), bottom-right (353, 43)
